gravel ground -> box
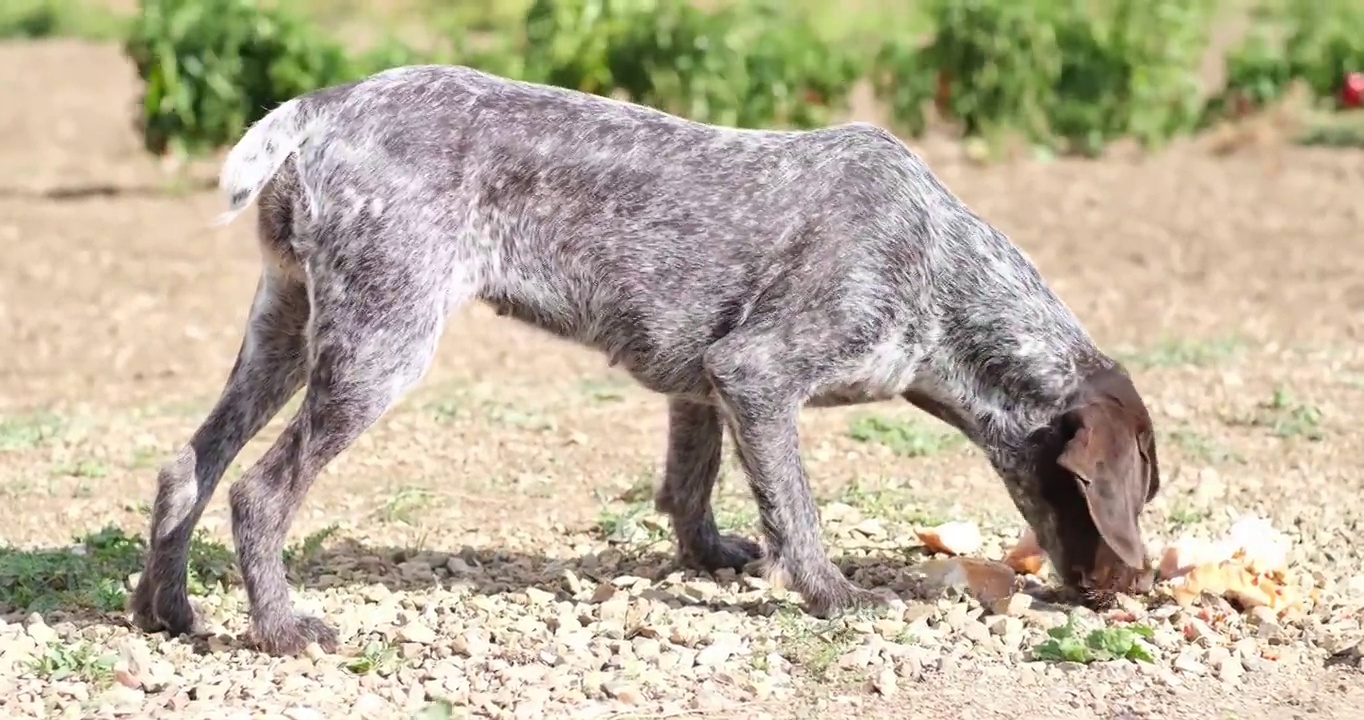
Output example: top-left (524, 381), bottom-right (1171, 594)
top-left (1, 39), bottom-right (1363, 720)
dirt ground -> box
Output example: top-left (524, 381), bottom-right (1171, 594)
top-left (1, 38), bottom-right (1363, 720)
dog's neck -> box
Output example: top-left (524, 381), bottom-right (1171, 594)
top-left (908, 310), bottom-right (1116, 472)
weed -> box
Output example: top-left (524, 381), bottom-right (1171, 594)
top-left (1167, 502), bottom-right (1209, 527)
top-left (773, 603), bottom-right (883, 678)
top-left (834, 479), bottom-right (945, 525)
top-left (593, 503), bottom-right (669, 547)
top-left (0, 412), bottom-right (66, 452)
top-left (0, 0), bottom-right (127, 40)
top-left (376, 487), bottom-right (437, 525)
top-left (1031, 614), bottom-right (1156, 663)
top-left (54, 459), bottom-right (110, 479)
top-left (1163, 428), bottom-right (1242, 464)
top-left (1233, 385), bottom-right (1325, 441)
top-left (346, 640), bottom-right (402, 676)
top-left (186, 531), bottom-right (236, 596)
top-left (1120, 336), bottom-right (1242, 370)
top-left (411, 699), bottom-right (459, 720)
top-left (28, 641), bottom-right (118, 684)
top-left (483, 403), bottom-right (557, 432)
top-left (847, 415), bottom-right (958, 457)
top-left (578, 378), bottom-right (628, 403)
top-left (283, 523), bottom-right (342, 570)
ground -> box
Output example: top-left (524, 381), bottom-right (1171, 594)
top-left (1, 37), bottom-right (1364, 720)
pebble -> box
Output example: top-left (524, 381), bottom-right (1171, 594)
top-left (398, 622), bottom-right (436, 644)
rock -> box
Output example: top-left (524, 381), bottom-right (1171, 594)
top-left (25, 620), bottom-right (56, 646)
top-left (1173, 650), bottom-right (1206, 675)
top-left (525, 587), bottom-right (557, 605)
top-left (354, 692), bottom-right (390, 718)
top-left (398, 622), bottom-right (436, 644)
top-left (872, 667), bottom-right (898, 696)
top-left (992, 593), bottom-right (1033, 617)
top-left (603, 682), bottom-right (643, 704)
top-left (1217, 657), bottom-right (1245, 684)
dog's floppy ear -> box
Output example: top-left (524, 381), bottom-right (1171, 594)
top-left (1057, 401), bottom-right (1148, 569)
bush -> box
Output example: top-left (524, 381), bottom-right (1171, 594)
top-left (1211, 0), bottom-right (1364, 120)
top-left (874, 0), bottom-right (1215, 156)
top-left (124, 0), bottom-right (423, 157)
top-left (0, 0), bottom-right (126, 39)
top-left (515, 0), bottom-right (866, 128)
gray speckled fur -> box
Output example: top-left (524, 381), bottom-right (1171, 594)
top-left (132, 65), bottom-right (1161, 656)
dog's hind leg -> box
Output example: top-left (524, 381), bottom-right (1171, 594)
top-left (227, 219), bottom-right (466, 656)
top-left (132, 262), bottom-right (310, 637)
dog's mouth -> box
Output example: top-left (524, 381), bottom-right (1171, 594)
top-left (1072, 540), bottom-right (1154, 608)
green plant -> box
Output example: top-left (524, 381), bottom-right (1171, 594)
top-left (346, 640), bottom-right (401, 675)
top-left (873, 0), bottom-right (1215, 156)
top-left (0, 525), bottom-right (234, 613)
top-left (1031, 614), bottom-right (1156, 663)
top-left (1208, 0), bottom-right (1364, 121)
top-left (28, 642), bottom-right (118, 684)
top-left (847, 415), bottom-right (957, 457)
top-left (124, 0), bottom-right (428, 158)
top-left (516, 0), bottom-right (865, 128)
top-left (0, 0), bottom-right (127, 39)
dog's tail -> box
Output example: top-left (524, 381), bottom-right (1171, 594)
top-left (212, 96), bottom-right (328, 227)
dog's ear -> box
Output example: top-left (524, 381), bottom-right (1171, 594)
top-left (1057, 401), bottom-right (1148, 569)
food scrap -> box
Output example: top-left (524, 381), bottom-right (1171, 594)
top-left (917, 556), bottom-right (1019, 606)
top-left (1002, 527), bottom-right (1048, 576)
top-left (915, 522), bottom-right (1044, 604)
top-left (915, 520), bottom-right (982, 556)
top-left (1156, 515), bottom-right (1309, 616)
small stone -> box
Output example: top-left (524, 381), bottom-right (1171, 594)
top-left (696, 643), bottom-right (735, 667)
top-left (398, 622), bottom-right (436, 644)
top-left (1217, 657), bottom-right (1245, 684)
top-left (992, 593), bottom-right (1033, 616)
top-left (525, 587), bottom-right (556, 605)
top-left (361, 585), bottom-right (392, 603)
top-left (97, 684), bottom-right (144, 709)
top-left (561, 569), bottom-right (584, 595)
top-left (872, 668), bottom-right (897, 696)
top-left (603, 682), bottom-right (642, 704)
top-left (25, 620), bottom-right (56, 646)
top-left (1173, 650), bottom-right (1206, 675)
top-left (284, 706), bottom-right (325, 720)
top-left (1183, 617), bottom-right (1218, 645)
top-left (354, 693), bottom-right (389, 718)
top-left (963, 621), bottom-right (992, 646)
top-left (853, 519), bottom-right (886, 538)
top-left (591, 584), bottom-right (617, 604)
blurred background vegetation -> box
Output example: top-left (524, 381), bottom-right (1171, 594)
top-left (3, 0), bottom-right (1362, 161)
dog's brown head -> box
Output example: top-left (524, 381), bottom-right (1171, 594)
top-left (1017, 365), bottom-right (1160, 605)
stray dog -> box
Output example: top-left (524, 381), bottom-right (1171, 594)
top-left (131, 64), bottom-right (1161, 656)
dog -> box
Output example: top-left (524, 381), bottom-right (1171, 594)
top-left (130, 64), bottom-right (1161, 656)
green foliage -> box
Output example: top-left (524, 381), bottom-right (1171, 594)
top-left (109, 0), bottom-right (1364, 161)
top-left (874, 0), bottom-right (1216, 156)
top-left (515, 0), bottom-right (866, 128)
top-left (1032, 614), bottom-right (1157, 663)
top-left (0, 0), bottom-right (126, 39)
top-left (0, 525), bottom-right (235, 614)
top-left (124, 0), bottom-right (423, 157)
top-left (1211, 0), bottom-right (1364, 119)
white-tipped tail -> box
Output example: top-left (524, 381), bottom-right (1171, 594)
top-left (212, 98), bottom-right (320, 227)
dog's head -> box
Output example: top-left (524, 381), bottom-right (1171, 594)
top-left (1010, 366), bottom-right (1160, 605)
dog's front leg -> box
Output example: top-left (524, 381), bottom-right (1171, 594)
top-left (703, 333), bottom-right (895, 617)
top-left (654, 398), bottom-right (764, 572)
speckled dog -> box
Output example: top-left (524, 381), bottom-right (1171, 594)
top-left (131, 64), bottom-right (1162, 656)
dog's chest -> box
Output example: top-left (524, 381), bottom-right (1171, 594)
top-left (807, 337), bottom-right (925, 407)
